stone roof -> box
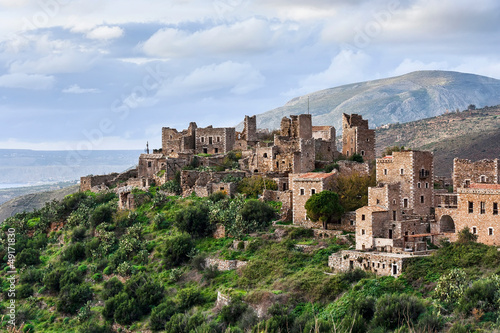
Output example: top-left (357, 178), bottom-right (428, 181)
top-left (295, 172), bottom-right (334, 180)
top-left (139, 153), bottom-right (164, 159)
top-left (469, 183), bottom-right (500, 190)
top-left (357, 205), bottom-right (388, 213)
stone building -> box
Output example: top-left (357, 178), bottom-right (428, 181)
top-left (195, 127), bottom-right (235, 155)
top-left (436, 183), bottom-right (500, 245)
top-left (452, 158), bottom-right (500, 191)
top-left (235, 115), bottom-right (258, 150)
top-left (313, 126), bottom-right (337, 161)
top-left (376, 150), bottom-right (434, 215)
top-left (162, 122), bottom-right (197, 156)
top-left (341, 113), bottom-right (375, 161)
top-left (291, 172), bottom-right (336, 228)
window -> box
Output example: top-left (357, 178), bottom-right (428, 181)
top-left (489, 228), bottom-right (494, 236)
top-left (417, 182), bottom-right (421, 188)
top-left (361, 150), bottom-right (365, 156)
top-left (201, 137), bottom-right (205, 143)
top-left (472, 227), bottom-right (477, 234)
top-left (214, 148), bottom-right (219, 153)
top-left (403, 198), bottom-right (408, 208)
top-left (388, 229), bottom-right (393, 239)
top-left (393, 199), bottom-right (396, 205)
top-left (350, 220), bottom-right (355, 226)
top-left (263, 153), bottom-right (268, 158)
top-left (376, 199), bottom-right (380, 204)
top-left (393, 211), bottom-right (396, 221)
top-left (384, 169), bottom-right (388, 175)
top-left (361, 214), bottom-right (366, 221)
top-left (468, 201), bottom-right (474, 214)
top-left (300, 188), bottom-right (305, 195)
top-left (480, 202), bottom-right (486, 214)
top-left (420, 196), bottom-right (424, 204)
top-left (209, 137), bottom-right (213, 144)
top-left (480, 175), bottom-right (487, 182)
top-left (361, 229), bottom-right (365, 235)
top-left (203, 148), bottom-right (208, 154)
top-left (147, 161), bottom-right (152, 168)
top-left (425, 182), bottom-right (429, 188)
top-left (311, 189), bottom-right (316, 195)
top-left (400, 169), bottom-right (404, 175)
top-left (217, 137), bottom-right (220, 142)
top-left (494, 203), bottom-right (498, 215)
top-left (392, 264), bottom-right (397, 275)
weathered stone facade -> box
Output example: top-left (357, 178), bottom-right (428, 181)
top-left (291, 172), bottom-right (336, 227)
top-left (341, 113), bottom-right (375, 161)
top-left (312, 126), bottom-right (337, 161)
top-left (329, 250), bottom-right (427, 277)
top-left (376, 150), bottom-right (434, 215)
top-left (436, 183), bottom-right (500, 245)
top-left (205, 258), bottom-right (248, 271)
top-left (195, 127), bottom-right (235, 155)
top-left (262, 190), bottom-right (293, 221)
top-left (453, 158), bottom-right (500, 191)
top-left (181, 170), bottom-right (246, 197)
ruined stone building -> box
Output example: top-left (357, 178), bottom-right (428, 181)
top-left (435, 158), bottom-right (500, 246)
top-left (341, 113), bottom-right (375, 161)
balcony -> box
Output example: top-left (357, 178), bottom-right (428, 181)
top-left (419, 170), bottom-right (430, 179)
top-left (435, 193), bottom-right (458, 209)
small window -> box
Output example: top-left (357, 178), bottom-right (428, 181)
top-left (263, 153), bottom-right (268, 158)
top-left (350, 220), bottom-right (354, 226)
top-left (420, 196), bottom-right (424, 204)
top-left (493, 203), bottom-right (498, 215)
top-left (217, 137), bottom-right (220, 142)
top-left (169, 135), bottom-right (173, 139)
top-left (361, 214), bottom-right (366, 221)
top-left (393, 199), bottom-right (396, 205)
top-left (311, 189), bottom-right (316, 195)
top-left (403, 198), bottom-right (408, 208)
top-left (417, 182), bottom-right (421, 188)
top-left (472, 227), bottom-right (477, 234)
top-left (469, 201), bottom-right (474, 214)
top-left (480, 202), bottom-right (486, 214)
top-left (400, 169), bottom-right (404, 175)
top-left (425, 182), bottom-right (429, 188)
top-left (147, 161), bottom-right (152, 168)
top-left (361, 229), bottom-right (365, 235)
top-left (203, 148), bottom-right (208, 154)
top-left (393, 211), bottom-right (396, 221)
top-left (384, 169), bottom-right (388, 175)
top-left (361, 150), bottom-right (365, 156)
top-left (201, 137), bottom-right (205, 143)
top-left (376, 199), bottom-right (380, 204)
top-left (480, 175), bottom-right (487, 183)
top-left (214, 148), bottom-right (219, 153)
top-left (489, 228), bottom-right (494, 236)
top-left (300, 188), bottom-right (305, 195)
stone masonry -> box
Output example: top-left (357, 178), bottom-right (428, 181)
top-left (452, 158), bottom-right (500, 191)
top-left (341, 113), bottom-right (375, 161)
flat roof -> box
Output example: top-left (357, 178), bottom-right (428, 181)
top-left (295, 172), bottom-right (334, 179)
top-left (469, 183), bottom-right (500, 190)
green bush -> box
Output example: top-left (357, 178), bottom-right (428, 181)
top-left (162, 233), bottom-right (194, 268)
top-left (89, 204), bottom-right (114, 227)
top-left (176, 287), bottom-right (204, 311)
top-left (237, 176), bottom-right (277, 198)
top-left (62, 242), bottom-right (86, 262)
top-left (150, 300), bottom-right (177, 331)
top-left (287, 228), bottom-right (314, 239)
top-left (71, 226), bottom-right (87, 242)
top-left (220, 298), bottom-right (248, 325)
top-left (372, 294), bottom-right (426, 329)
top-left (174, 203), bottom-right (213, 238)
top-left (240, 199), bottom-right (276, 227)
top-left (17, 284), bottom-right (33, 299)
top-left (324, 163), bottom-right (339, 173)
top-left (101, 277), bottom-right (123, 300)
top-left (20, 268), bottom-right (43, 284)
top-left (57, 283), bottom-right (93, 314)
top-left (16, 248), bottom-right (40, 267)
top-left (125, 273), bottom-right (165, 315)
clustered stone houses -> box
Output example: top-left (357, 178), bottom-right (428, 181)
top-left (80, 112), bottom-right (500, 278)
top-left (81, 113), bottom-right (373, 230)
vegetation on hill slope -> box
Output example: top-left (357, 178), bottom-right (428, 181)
top-left (376, 105), bottom-right (500, 176)
top-left (1, 185), bottom-right (500, 332)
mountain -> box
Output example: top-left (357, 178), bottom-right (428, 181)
top-left (254, 71), bottom-right (500, 132)
top-left (0, 184), bottom-right (79, 223)
top-left (375, 105), bottom-right (500, 176)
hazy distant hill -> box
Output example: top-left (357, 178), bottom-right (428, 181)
top-left (0, 184), bottom-right (79, 223)
top-left (253, 71), bottom-right (500, 132)
top-left (376, 105), bottom-right (500, 176)
top-left (0, 149), bottom-right (141, 185)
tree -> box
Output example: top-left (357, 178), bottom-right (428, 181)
top-left (350, 153), bottom-right (364, 163)
top-left (237, 176), bottom-right (277, 198)
top-left (332, 171), bottom-right (376, 212)
top-left (174, 202), bottom-right (212, 238)
top-left (305, 191), bottom-right (344, 229)
top-left (457, 226), bottom-right (478, 243)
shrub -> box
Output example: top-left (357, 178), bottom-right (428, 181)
top-left (20, 268), bottom-right (43, 284)
top-left (162, 233), bottom-right (194, 268)
top-left (288, 228), bottom-right (314, 239)
top-left (92, 273), bottom-right (103, 282)
top-left (457, 226), bottom-right (478, 243)
top-left (16, 248), bottom-right (40, 267)
top-left (71, 226), bottom-right (87, 242)
top-left (324, 163), bottom-right (339, 173)
top-left (125, 273), bottom-right (165, 314)
top-left (62, 242), bottom-right (86, 262)
top-left (434, 268), bottom-right (468, 305)
top-left (101, 277), bottom-right (123, 300)
top-left (237, 176), bottom-right (277, 198)
top-left (372, 294), bottom-right (426, 329)
top-left (220, 298), bottom-right (248, 325)
top-left (153, 213), bottom-right (170, 230)
top-left (208, 191), bottom-right (227, 202)
top-left (57, 283), bottom-right (93, 314)
top-left (89, 204), bottom-right (114, 227)
top-left (150, 300), bottom-right (177, 331)
top-left (17, 284), bottom-right (33, 299)
top-left (176, 287), bottom-right (204, 311)
top-left (458, 275), bottom-right (500, 314)
top-left (174, 203), bottom-right (213, 238)
top-left (240, 199), bottom-right (276, 227)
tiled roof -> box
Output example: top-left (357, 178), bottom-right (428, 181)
top-left (296, 173), bottom-right (334, 179)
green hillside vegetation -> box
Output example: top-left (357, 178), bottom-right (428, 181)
top-left (1, 185), bottom-right (500, 332)
top-left (376, 105), bottom-right (500, 176)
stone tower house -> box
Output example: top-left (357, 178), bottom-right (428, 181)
top-left (342, 113), bottom-right (375, 161)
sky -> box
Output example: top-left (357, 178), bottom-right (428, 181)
top-left (0, 0), bottom-right (499, 151)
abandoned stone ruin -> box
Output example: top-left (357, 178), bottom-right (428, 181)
top-left (81, 112), bottom-right (500, 278)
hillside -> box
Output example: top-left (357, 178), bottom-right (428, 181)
top-left (253, 71), bottom-right (500, 132)
top-left (2, 187), bottom-right (500, 332)
top-left (0, 184), bottom-right (79, 223)
top-left (376, 105), bottom-right (500, 176)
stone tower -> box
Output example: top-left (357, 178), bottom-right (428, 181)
top-left (342, 113), bottom-right (375, 161)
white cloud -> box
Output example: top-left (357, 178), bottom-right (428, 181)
top-left (0, 73), bottom-right (54, 90)
top-left (158, 61), bottom-right (265, 96)
top-left (286, 50), bottom-right (373, 96)
top-left (9, 51), bottom-right (97, 75)
top-left (142, 18), bottom-right (296, 58)
top-left (62, 84), bottom-right (100, 94)
top-left (86, 26), bottom-right (124, 40)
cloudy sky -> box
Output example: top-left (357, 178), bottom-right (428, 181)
top-left (0, 0), bottom-right (499, 150)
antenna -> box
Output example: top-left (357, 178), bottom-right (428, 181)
top-left (145, 141), bottom-right (150, 154)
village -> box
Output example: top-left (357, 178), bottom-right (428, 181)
top-left (81, 113), bottom-right (500, 278)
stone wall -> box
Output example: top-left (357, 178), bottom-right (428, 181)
top-left (195, 127), bottom-right (235, 154)
top-left (181, 170), bottom-right (246, 197)
top-left (138, 154), bottom-right (166, 180)
top-left (329, 250), bottom-right (425, 277)
top-left (205, 258), bottom-right (248, 271)
top-left (80, 173), bottom-right (119, 192)
top-left (453, 158), bottom-right (500, 191)
top-left (291, 173), bottom-right (335, 225)
top-left (262, 190), bottom-right (293, 221)
top-left (341, 113), bottom-right (375, 161)
top-left (355, 206), bottom-right (388, 250)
